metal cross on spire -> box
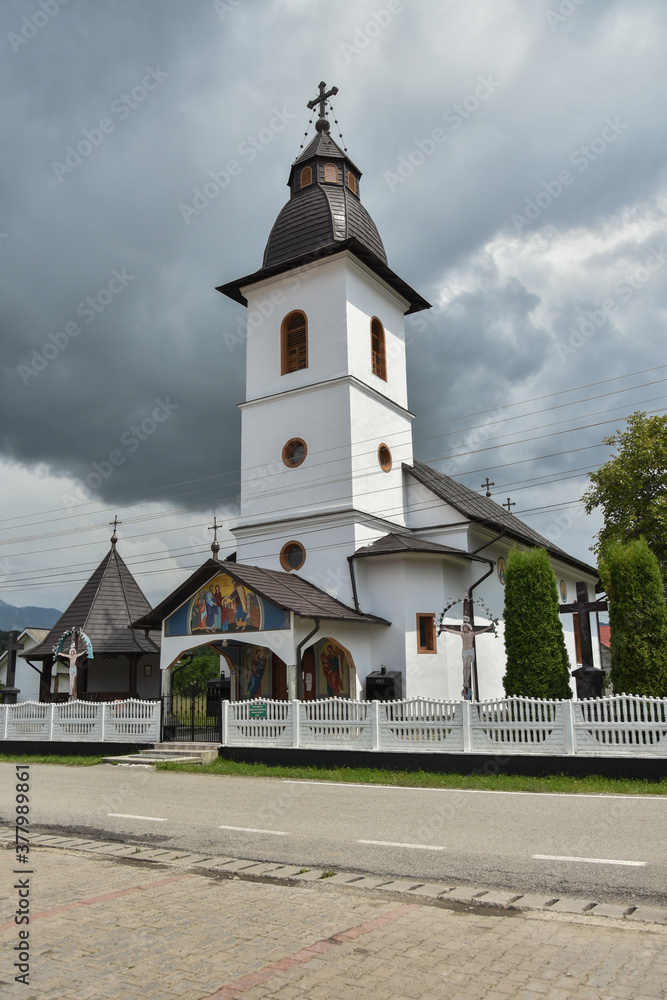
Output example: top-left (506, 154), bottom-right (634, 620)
top-left (307, 81), bottom-right (338, 132)
top-left (481, 478), bottom-right (495, 498)
top-left (209, 516), bottom-right (221, 561)
top-left (109, 515), bottom-right (122, 546)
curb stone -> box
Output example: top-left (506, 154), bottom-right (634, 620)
top-left (3, 829), bottom-right (667, 926)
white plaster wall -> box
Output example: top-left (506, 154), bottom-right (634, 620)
top-left (349, 387), bottom-right (412, 525)
top-left (404, 478), bottom-right (468, 531)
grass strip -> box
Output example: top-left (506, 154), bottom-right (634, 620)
top-left (0, 753), bottom-right (104, 766)
top-left (154, 757), bottom-right (667, 795)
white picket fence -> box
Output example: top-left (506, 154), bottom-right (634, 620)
top-left (0, 699), bottom-right (160, 743)
top-left (222, 695), bottom-right (667, 757)
top-left (2, 695), bottom-right (666, 757)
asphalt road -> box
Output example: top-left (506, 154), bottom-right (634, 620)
top-left (3, 762), bottom-right (666, 907)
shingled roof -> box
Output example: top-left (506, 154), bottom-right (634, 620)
top-left (354, 533), bottom-right (488, 562)
top-left (132, 558), bottom-right (390, 630)
top-left (406, 460), bottom-right (597, 576)
top-left (25, 545), bottom-right (158, 660)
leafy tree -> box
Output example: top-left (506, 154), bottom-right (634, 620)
top-left (172, 647), bottom-right (221, 695)
top-left (502, 547), bottom-right (572, 699)
top-left (583, 412), bottom-right (667, 587)
top-left (598, 538), bottom-right (667, 697)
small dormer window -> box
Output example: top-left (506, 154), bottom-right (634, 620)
top-left (347, 172), bottom-right (357, 194)
top-left (300, 166), bottom-right (313, 188)
top-left (324, 163), bottom-right (339, 183)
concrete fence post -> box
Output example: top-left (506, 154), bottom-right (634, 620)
top-left (221, 700), bottom-right (229, 746)
top-left (292, 699), bottom-right (301, 748)
top-left (371, 700), bottom-right (380, 750)
top-left (462, 700), bottom-right (472, 753)
top-left (562, 699), bottom-right (576, 754)
top-left (49, 704), bottom-right (55, 741)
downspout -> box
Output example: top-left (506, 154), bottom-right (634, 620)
top-left (347, 555), bottom-right (361, 613)
top-left (466, 529), bottom-right (506, 701)
top-left (296, 617), bottom-right (321, 696)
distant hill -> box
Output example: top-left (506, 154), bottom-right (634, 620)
top-left (0, 599), bottom-right (61, 632)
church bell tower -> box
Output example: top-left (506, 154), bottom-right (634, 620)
top-left (217, 83), bottom-right (430, 602)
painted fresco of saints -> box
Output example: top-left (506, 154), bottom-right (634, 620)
top-left (247, 647), bottom-right (267, 699)
top-left (321, 642), bottom-right (343, 697)
top-left (205, 587), bottom-right (217, 631)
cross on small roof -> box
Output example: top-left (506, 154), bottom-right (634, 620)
top-left (503, 497), bottom-right (516, 513)
top-left (209, 516), bottom-right (221, 561)
top-left (307, 81), bottom-right (338, 132)
top-left (481, 478), bottom-right (495, 498)
top-left (109, 515), bottom-right (122, 547)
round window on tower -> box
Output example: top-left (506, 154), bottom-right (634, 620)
top-left (378, 444), bottom-right (392, 473)
top-left (282, 438), bottom-right (307, 468)
top-left (280, 541), bottom-right (306, 572)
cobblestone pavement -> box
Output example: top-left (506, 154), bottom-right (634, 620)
top-left (2, 842), bottom-right (667, 1000)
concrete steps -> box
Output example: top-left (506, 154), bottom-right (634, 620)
top-left (104, 742), bottom-right (220, 766)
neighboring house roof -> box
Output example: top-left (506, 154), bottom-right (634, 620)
top-left (132, 558), bottom-right (390, 630)
top-left (599, 624), bottom-right (611, 648)
top-left (353, 533), bottom-right (488, 562)
top-left (25, 546), bottom-right (159, 660)
top-left (406, 460), bottom-right (598, 576)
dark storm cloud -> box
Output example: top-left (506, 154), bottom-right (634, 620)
top-left (1, 0), bottom-right (666, 565)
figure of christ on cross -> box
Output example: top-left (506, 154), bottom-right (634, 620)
top-left (439, 594), bottom-right (495, 700)
top-left (55, 635), bottom-right (87, 700)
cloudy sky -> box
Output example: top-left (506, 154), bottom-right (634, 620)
top-left (1, 0), bottom-right (666, 613)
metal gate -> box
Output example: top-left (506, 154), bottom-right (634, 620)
top-left (161, 683), bottom-right (222, 742)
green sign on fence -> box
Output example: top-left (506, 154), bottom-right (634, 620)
top-left (248, 703), bottom-right (267, 719)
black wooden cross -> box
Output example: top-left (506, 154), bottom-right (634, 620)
top-left (503, 497), bottom-right (516, 513)
top-left (481, 478), bottom-right (495, 498)
top-left (2, 630), bottom-right (24, 703)
top-left (307, 81), bottom-right (338, 123)
top-left (559, 582), bottom-right (607, 668)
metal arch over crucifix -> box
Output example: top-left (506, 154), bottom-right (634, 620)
top-left (209, 516), bottom-right (222, 561)
top-left (307, 81), bottom-right (338, 131)
top-left (481, 478), bottom-right (495, 498)
top-left (559, 582), bottom-right (607, 670)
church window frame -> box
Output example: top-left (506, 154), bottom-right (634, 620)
top-left (300, 166), bottom-right (313, 188)
top-left (378, 443), bottom-right (392, 473)
top-left (281, 310), bottom-right (308, 375)
top-left (417, 614), bottom-right (437, 654)
top-left (323, 162), bottom-right (339, 183)
top-left (371, 317), bottom-right (387, 381)
top-left (347, 171), bottom-right (357, 194)
top-left (282, 438), bottom-right (307, 468)
top-left (280, 540), bottom-right (306, 572)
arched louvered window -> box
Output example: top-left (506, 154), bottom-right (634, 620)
top-left (281, 311), bottom-right (308, 374)
top-left (347, 172), bottom-right (357, 194)
top-left (300, 166), bottom-right (312, 188)
top-left (370, 317), bottom-right (387, 381)
top-left (324, 163), bottom-right (339, 183)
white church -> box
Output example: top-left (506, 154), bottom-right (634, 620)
top-left (134, 84), bottom-right (601, 704)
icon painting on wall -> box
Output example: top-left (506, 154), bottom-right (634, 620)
top-left (242, 645), bottom-right (271, 700)
top-left (314, 638), bottom-right (351, 698)
top-left (185, 574), bottom-right (289, 635)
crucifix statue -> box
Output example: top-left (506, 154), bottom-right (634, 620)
top-left (55, 628), bottom-right (88, 700)
top-left (307, 81), bottom-right (338, 132)
top-left (439, 592), bottom-right (496, 700)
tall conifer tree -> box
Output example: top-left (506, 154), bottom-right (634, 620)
top-left (502, 547), bottom-right (572, 699)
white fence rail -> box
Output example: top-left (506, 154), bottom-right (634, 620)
top-left (1, 700), bottom-right (160, 743)
top-left (2, 695), bottom-right (666, 757)
top-left (221, 695), bottom-right (667, 757)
